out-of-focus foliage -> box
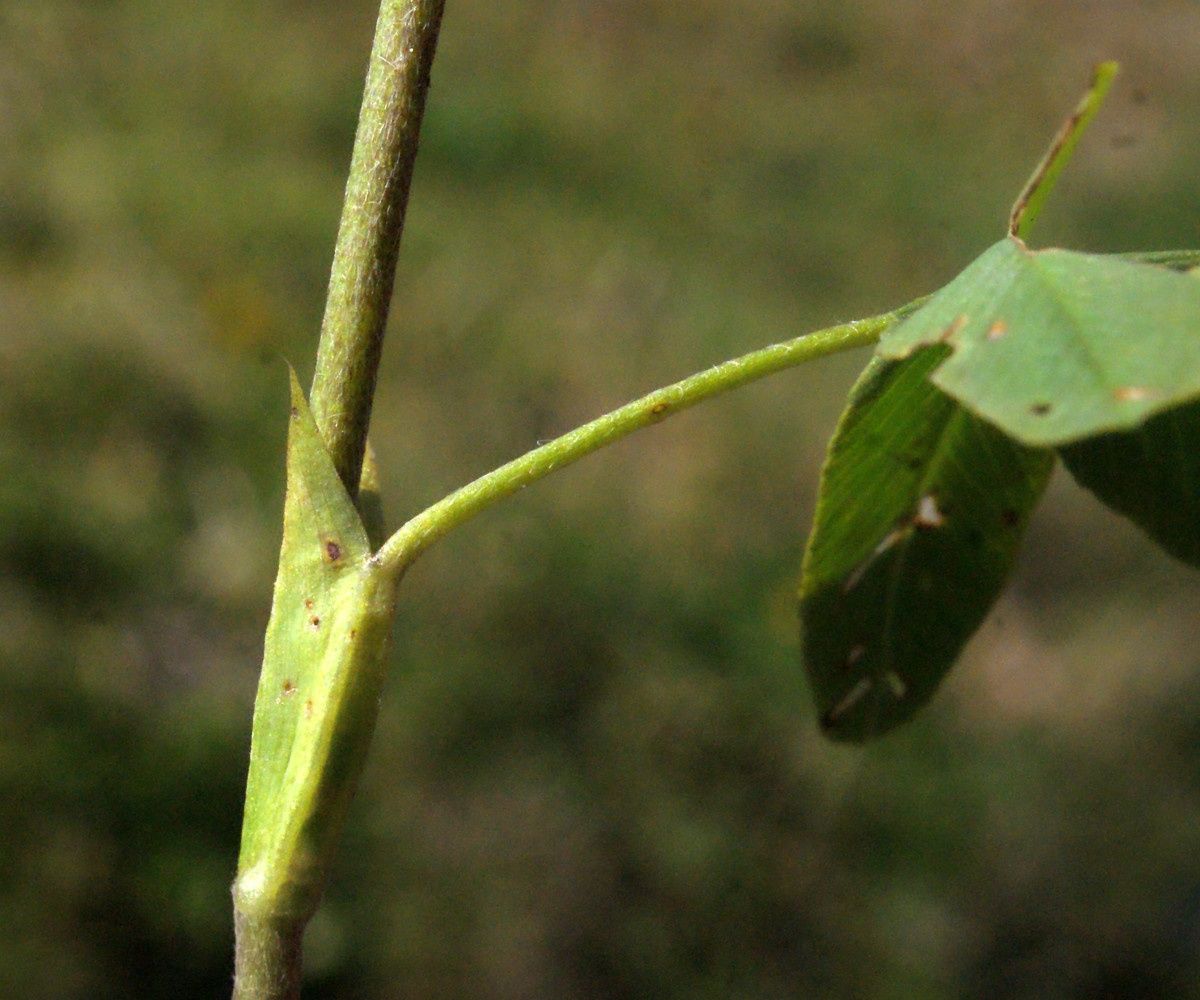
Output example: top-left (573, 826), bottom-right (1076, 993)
top-left (4, 1), bottom-right (1200, 997)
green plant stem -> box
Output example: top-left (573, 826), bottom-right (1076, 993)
top-left (375, 301), bottom-right (922, 576)
top-left (234, 2), bottom-right (445, 997)
top-left (309, 0), bottom-right (447, 497)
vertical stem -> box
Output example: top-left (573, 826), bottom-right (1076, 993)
top-left (310, 0), bottom-right (447, 496)
top-left (232, 914), bottom-right (304, 1000)
top-left (234, 3), bottom-right (447, 997)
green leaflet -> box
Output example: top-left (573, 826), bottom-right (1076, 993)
top-left (879, 238), bottom-right (1200, 447)
top-left (800, 352), bottom-right (1053, 742)
top-left (235, 371), bottom-right (398, 924)
top-left (1061, 397), bottom-right (1200, 567)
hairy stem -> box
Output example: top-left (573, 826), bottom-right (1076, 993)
top-left (310, 0), bottom-right (447, 496)
top-left (231, 914), bottom-right (303, 1000)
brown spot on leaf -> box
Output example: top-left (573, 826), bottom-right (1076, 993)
top-left (1000, 508), bottom-right (1019, 528)
top-left (303, 598), bottom-right (314, 610)
top-left (650, 402), bottom-right (669, 416)
top-left (304, 699), bottom-right (314, 719)
top-left (290, 406), bottom-right (300, 419)
top-left (324, 539), bottom-right (343, 562)
top-left (281, 679), bottom-right (296, 697)
top-left (987, 320), bottom-right (1007, 340)
top-left (1030, 402), bottom-right (1052, 416)
top-left (1113, 386), bottom-right (1151, 402)
top-left (309, 615), bottom-right (321, 629)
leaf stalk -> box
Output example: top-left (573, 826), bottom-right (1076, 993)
top-left (376, 302), bottom-right (921, 576)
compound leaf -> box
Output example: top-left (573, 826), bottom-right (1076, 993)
top-left (800, 352), bottom-right (1053, 742)
top-left (879, 237), bottom-right (1200, 447)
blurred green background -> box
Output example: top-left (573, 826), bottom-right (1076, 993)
top-left (4, 1), bottom-right (1200, 997)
